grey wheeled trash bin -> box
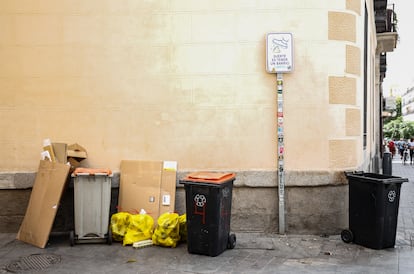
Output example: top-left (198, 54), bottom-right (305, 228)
top-left (70, 168), bottom-right (113, 246)
top-left (341, 171), bottom-right (408, 249)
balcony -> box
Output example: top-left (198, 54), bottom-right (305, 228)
top-left (374, 0), bottom-right (387, 11)
top-left (376, 3), bottom-right (398, 53)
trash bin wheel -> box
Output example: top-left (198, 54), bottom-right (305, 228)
top-left (69, 230), bottom-right (75, 246)
top-left (107, 227), bottom-right (113, 245)
top-left (227, 233), bottom-right (236, 249)
top-left (341, 229), bottom-right (353, 243)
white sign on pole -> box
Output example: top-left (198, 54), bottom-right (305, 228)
top-left (385, 96), bottom-right (396, 110)
top-left (266, 33), bottom-right (293, 73)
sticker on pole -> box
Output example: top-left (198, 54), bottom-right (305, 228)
top-left (266, 33), bottom-right (293, 73)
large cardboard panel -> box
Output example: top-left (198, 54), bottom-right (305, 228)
top-left (16, 160), bottom-right (70, 248)
top-left (119, 160), bottom-right (176, 222)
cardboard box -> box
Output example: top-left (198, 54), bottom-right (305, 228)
top-left (51, 142), bottom-right (87, 168)
top-left (17, 160), bottom-right (70, 248)
top-left (119, 160), bottom-right (177, 222)
top-left (67, 143), bottom-right (87, 168)
top-left (67, 143), bottom-right (88, 159)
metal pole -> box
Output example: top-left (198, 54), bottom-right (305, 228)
top-left (277, 73), bottom-right (285, 234)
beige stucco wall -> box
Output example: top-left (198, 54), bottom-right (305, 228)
top-left (0, 0), bottom-right (385, 234)
top-left (0, 1), bottom-right (377, 177)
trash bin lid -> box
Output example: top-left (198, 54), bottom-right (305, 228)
top-left (345, 171), bottom-right (408, 184)
top-left (182, 172), bottom-right (235, 184)
top-left (72, 167), bottom-right (112, 176)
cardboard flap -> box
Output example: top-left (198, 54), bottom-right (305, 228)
top-left (119, 160), bottom-right (176, 221)
top-left (52, 143), bottom-right (67, 164)
top-left (16, 160), bottom-right (70, 248)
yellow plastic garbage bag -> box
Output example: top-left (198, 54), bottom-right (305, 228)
top-left (178, 214), bottom-right (187, 242)
top-left (152, 212), bottom-right (180, 248)
top-left (123, 213), bottom-right (154, 246)
top-left (110, 212), bottom-right (131, 242)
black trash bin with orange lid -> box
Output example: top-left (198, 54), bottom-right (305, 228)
top-left (180, 172), bottom-right (236, 256)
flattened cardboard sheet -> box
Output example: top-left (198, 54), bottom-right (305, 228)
top-left (17, 160), bottom-right (70, 248)
top-left (119, 160), bottom-right (177, 222)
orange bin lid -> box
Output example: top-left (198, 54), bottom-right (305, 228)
top-left (183, 172), bottom-right (235, 184)
top-left (72, 167), bottom-right (112, 176)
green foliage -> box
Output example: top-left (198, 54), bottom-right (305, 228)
top-left (383, 117), bottom-right (414, 140)
top-left (382, 96), bottom-right (413, 140)
top-left (384, 97), bottom-right (402, 124)
top-left (396, 96), bottom-right (402, 117)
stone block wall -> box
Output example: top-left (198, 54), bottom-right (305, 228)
top-left (1, 171), bottom-right (348, 235)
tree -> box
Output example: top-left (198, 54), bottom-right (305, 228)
top-left (382, 96), bottom-right (414, 140)
top-left (384, 96), bottom-right (401, 124)
top-left (383, 117), bottom-right (414, 140)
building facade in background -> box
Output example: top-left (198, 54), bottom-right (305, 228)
top-left (0, 0), bottom-right (398, 234)
top-left (401, 87), bottom-right (414, 121)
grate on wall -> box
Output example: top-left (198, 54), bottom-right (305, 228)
top-left (6, 253), bottom-right (61, 272)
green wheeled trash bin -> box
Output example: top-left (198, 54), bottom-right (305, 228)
top-left (180, 172), bottom-right (236, 257)
top-left (341, 172), bottom-right (408, 249)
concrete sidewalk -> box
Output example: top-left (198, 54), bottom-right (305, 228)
top-left (1, 161), bottom-right (413, 274)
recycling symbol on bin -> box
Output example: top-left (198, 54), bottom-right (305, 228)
top-left (222, 188), bottom-right (230, 198)
top-left (388, 190), bottom-right (396, 203)
top-left (194, 194), bottom-right (206, 207)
